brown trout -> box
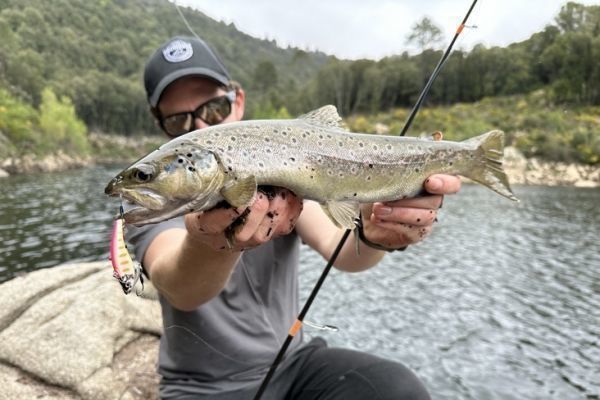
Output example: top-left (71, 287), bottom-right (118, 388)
top-left (105, 106), bottom-right (518, 228)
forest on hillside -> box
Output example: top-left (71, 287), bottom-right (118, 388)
top-left (0, 0), bottom-right (598, 164)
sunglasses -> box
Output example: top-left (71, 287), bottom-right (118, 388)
top-left (159, 90), bottom-right (236, 137)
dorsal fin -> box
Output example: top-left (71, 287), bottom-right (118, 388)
top-left (298, 105), bottom-right (343, 128)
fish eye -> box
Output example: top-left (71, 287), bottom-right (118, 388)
top-left (133, 169), bottom-right (152, 182)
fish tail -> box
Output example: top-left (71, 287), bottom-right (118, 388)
top-left (462, 130), bottom-right (519, 201)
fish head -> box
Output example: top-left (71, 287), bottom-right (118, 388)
top-left (105, 141), bottom-right (226, 225)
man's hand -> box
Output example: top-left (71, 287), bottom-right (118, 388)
top-left (184, 187), bottom-right (303, 252)
top-left (361, 174), bottom-right (461, 249)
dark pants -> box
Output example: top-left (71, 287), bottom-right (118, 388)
top-left (173, 338), bottom-right (431, 400)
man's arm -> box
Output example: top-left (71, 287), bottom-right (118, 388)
top-left (296, 175), bottom-right (461, 272)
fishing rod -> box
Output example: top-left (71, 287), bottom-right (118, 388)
top-left (253, 1), bottom-right (478, 398)
top-left (400, 0), bottom-right (478, 137)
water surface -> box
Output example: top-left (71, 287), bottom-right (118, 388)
top-left (0, 166), bottom-right (598, 399)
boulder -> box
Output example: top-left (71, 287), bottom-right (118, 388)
top-left (0, 262), bottom-right (162, 400)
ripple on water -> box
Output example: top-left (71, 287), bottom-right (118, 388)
top-left (1, 170), bottom-right (599, 399)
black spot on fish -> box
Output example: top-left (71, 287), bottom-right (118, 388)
top-left (266, 227), bottom-right (272, 236)
top-left (230, 137), bottom-right (236, 141)
top-left (369, 164), bottom-right (373, 168)
top-left (290, 157), bottom-right (295, 162)
top-left (188, 167), bottom-right (196, 172)
top-left (228, 145), bottom-right (233, 151)
top-left (187, 153), bottom-right (192, 158)
top-left (228, 166), bottom-right (233, 171)
top-left (178, 159), bottom-right (184, 163)
top-left (417, 218), bottom-right (421, 222)
top-left (265, 137), bottom-right (271, 142)
top-left (353, 193), bottom-right (357, 197)
top-left (359, 142), bottom-right (364, 147)
top-left (415, 168), bottom-right (420, 173)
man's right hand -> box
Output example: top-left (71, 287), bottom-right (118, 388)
top-left (184, 187), bottom-right (303, 252)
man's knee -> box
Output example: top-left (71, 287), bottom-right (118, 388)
top-left (348, 360), bottom-right (431, 400)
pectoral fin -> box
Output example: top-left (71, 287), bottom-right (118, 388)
top-left (320, 200), bottom-right (360, 229)
top-left (220, 176), bottom-right (257, 207)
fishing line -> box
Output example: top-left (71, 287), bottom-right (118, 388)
top-left (253, 1), bottom-right (479, 398)
top-left (173, 1), bottom-right (203, 41)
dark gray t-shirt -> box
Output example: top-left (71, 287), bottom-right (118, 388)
top-left (126, 218), bottom-right (304, 397)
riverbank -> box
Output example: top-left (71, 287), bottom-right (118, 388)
top-left (0, 134), bottom-right (597, 187)
top-left (0, 133), bottom-right (163, 176)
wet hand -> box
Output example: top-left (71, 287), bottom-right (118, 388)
top-left (184, 187), bottom-right (303, 251)
top-left (362, 174), bottom-right (461, 248)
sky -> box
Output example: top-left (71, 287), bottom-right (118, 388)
top-left (175, 0), bottom-right (599, 60)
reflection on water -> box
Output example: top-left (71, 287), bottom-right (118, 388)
top-left (0, 166), bottom-right (599, 399)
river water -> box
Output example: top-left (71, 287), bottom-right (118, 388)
top-left (0, 165), bottom-right (598, 399)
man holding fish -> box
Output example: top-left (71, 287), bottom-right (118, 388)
top-left (123, 36), bottom-right (463, 399)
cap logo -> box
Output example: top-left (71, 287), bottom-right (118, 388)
top-left (162, 39), bottom-right (193, 63)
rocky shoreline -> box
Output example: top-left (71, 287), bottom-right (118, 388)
top-left (0, 262), bottom-right (162, 400)
top-left (0, 145), bottom-right (598, 188)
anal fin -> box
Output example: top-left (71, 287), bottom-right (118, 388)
top-left (320, 200), bottom-right (360, 229)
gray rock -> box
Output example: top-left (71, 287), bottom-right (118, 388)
top-left (0, 262), bottom-right (162, 400)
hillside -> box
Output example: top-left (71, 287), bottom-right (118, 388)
top-left (0, 0), bottom-right (598, 167)
top-left (0, 0), bottom-right (330, 137)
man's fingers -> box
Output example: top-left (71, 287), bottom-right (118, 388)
top-left (371, 206), bottom-right (437, 226)
top-left (371, 222), bottom-right (433, 244)
top-left (234, 193), bottom-right (269, 242)
top-left (424, 174), bottom-right (461, 195)
top-left (374, 194), bottom-right (443, 211)
top-left (186, 207), bottom-right (245, 235)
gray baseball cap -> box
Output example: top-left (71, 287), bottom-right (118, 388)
top-left (144, 36), bottom-right (231, 107)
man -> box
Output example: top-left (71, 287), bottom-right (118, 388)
top-left (128, 36), bottom-right (461, 399)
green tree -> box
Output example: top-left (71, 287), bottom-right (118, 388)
top-left (405, 16), bottom-right (444, 52)
top-left (38, 87), bottom-right (89, 153)
top-left (0, 87), bottom-right (38, 149)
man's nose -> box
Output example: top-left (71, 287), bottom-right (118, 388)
top-left (194, 117), bottom-right (210, 129)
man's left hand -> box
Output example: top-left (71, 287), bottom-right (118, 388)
top-left (361, 174), bottom-right (461, 249)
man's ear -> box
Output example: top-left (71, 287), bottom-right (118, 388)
top-left (233, 89), bottom-right (245, 120)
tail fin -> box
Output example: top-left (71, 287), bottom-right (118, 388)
top-left (462, 130), bottom-right (519, 202)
